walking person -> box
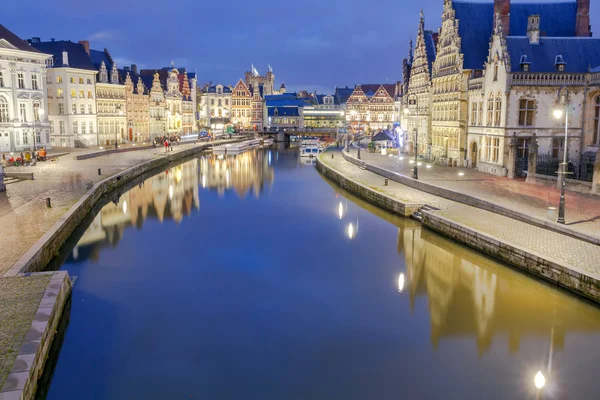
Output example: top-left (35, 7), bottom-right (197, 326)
top-left (164, 140), bottom-right (169, 153)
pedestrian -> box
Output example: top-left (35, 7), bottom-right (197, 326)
top-left (164, 140), bottom-right (169, 153)
top-left (169, 141), bottom-right (173, 152)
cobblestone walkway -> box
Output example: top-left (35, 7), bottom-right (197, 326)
top-left (323, 149), bottom-right (600, 277)
top-left (0, 275), bottom-right (50, 388)
top-left (0, 139), bottom-right (230, 276)
top-left (353, 142), bottom-right (600, 240)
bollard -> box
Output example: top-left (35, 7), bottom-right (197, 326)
top-left (384, 178), bottom-right (388, 186)
top-left (331, 153), bottom-right (334, 159)
top-left (46, 197), bottom-right (51, 208)
top-left (98, 168), bottom-right (101, 175)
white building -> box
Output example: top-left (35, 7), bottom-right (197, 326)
top-left (90, 47), bottom-right (127, 145)
top-left (31, 39), bottom-right (98, 147)
top-left (0, 26), bottom-right (52, 153)
top-left (203, 84), bottom-right (232, 130)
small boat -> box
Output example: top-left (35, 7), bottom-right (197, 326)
top-left (262, 138), bottom-right (274, 146)
top-left (300, 146), bottom-right (322, 158)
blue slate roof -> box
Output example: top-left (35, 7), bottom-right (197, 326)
top-left (510, 2), bottom-right (577, 37)
top-left (205, 85), bottom-right (231, 93)
top-left (507, 37), bottom-right (600, 73)
top-left (30, 40), bottom-right (95, 70)
top-left (140, 75), bottom-right (154, 91)
top-left (265, 97), bottom-right (308, 108)
top-left (1, 25), bottom-right (42, 53)
top-left (452, 0), bottom-right (578, 70)
top-left (89, 49), bottom-right (112, 70)
top-left (268, 107), bottom-right (299, 117)
top-left (316, 94), bottom-right (340, 105)
top-left (335, 87), bottom-right (354, 104)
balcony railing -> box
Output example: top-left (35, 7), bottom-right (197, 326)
top-left (509, 73), bottom-right (586, 86)
top-left (468, 77), bottom-right (483, 91)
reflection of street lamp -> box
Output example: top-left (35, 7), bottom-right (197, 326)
top-left (397, 273), bottom-right (405, 293)
top-left (347, 223), bottom-right (355, 239)
top-left (338, 201), bottom-right (344, 219)
top-left (404, 94), bottom-right (419, 180)
top-left (553, 87), bottom-right (569, 224)
top-left (534, 371), bottom-right (545, 390)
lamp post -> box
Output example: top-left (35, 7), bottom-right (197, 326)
top-left (552, 87), bottom-right (569, 224)
top-left (404, 94), bottom-right (419, 180)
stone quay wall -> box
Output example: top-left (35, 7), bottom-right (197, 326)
top-left (422, 212), bottom-right (600, 303)
top-left (0, 271), bottom-right (72, 400)
top-left (319, 153), bottom-right (600, 304)
top-left (316, 157), bottom-right (423, 217)
top-left (3, 139), bottom-right (244, 278)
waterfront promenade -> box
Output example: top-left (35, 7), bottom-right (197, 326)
top-left (319, 147), bottom-right (600, 300)
top-left (353, 141), bottom-right (600, 242)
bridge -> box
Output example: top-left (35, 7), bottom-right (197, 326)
top-left (243, 129), bottom-right (340, 141)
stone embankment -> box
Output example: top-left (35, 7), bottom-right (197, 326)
top-left (317, 151), bottom-right (600, 304)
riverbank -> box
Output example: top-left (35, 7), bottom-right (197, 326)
top-left (0, 137), bottom-right (246, 399)
top-left (317, 149), bottom-right (600, 304)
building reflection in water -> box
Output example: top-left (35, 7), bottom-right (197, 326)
top-left (71, 149), bottom-right (276, 263)
top-left (199, 148), bottom-right (274, 198)
top-left (398, 224), bottom-right (600, 356)
top-left (328, 183), bottom-right (600, 363)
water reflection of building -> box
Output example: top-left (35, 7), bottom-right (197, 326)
top-left (72, 159), bottom-right (200, 262)
top-left (399, 224), bottom-right (600, 355)
top-left (200, 148), bottom-right (274, 198)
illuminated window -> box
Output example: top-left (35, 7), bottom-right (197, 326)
top-left (79, 78), bottom-right (84, 84)
top-left (487, 97), bottom-right (493, 126)
top-left (494, 95), bottom-right (502, 126)
top-left (518, 99), bottom-right (535, 126)
top-left (70, 77), bottom-right (75, 83)
top-left (88, 90), bottom-right (93, 99)
top-left (56, 76), bottom-right (63, 84)
top-left (79, 90), bottom-right (84, 98)
top-left (0, 98), bottom-right (9, 122)
top-left (57, 88), bottom-right (64, 98)
top-left (70, 89), bottom-right (76, 98)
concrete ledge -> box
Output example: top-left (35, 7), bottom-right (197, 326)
top-left (421, 211), bottom-right (600, 303)
top-left (74, 144), bottom-right (155, 160)
top-left (527, 173), bottom-right (598, 197)
top-left (0, 271), bottom-right (72, 400)
top-left (342, 151), bottom-right (600, 246)
top-left (3, 139), bottom-right (245, 278)
top-left (316, 156), bottom-right (423, 217)
top-left (4, 172), bottom-right (34, 180)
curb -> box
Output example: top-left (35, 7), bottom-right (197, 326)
top-left (0, 271), bottom-right (72, 400)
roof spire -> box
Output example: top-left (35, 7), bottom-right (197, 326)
top-left (408, 39), bottom-right (414, 65)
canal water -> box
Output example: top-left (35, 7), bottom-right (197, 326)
top-left (42, 146), bottom-right (600, 399)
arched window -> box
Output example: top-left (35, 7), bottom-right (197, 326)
top-left (0, 98), bottom-right (9, 122)
top-left (594, 96), bottom-right (600, 145)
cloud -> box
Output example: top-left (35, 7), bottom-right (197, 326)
top-left (286, 35), bottom-right (332, 50)
top-left (89, 30), bottom-right (118, 41)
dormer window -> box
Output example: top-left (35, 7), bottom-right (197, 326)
top-left (520, 55), bottom-right (531, 72)
top-left (555, 55), bottom-right (566, 72)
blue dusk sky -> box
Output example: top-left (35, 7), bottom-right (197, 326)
top-left (4, 0), bottom-right (599, 94)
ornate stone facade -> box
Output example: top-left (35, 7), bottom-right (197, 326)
top-left (403, 10), bottom-right (437, 156)
top-left (0, 27), bottom-right (52, 152)
top-left (430, 0), bottom-right (468, 166)
top-left (95, 60), bottom-right (126, 146)
top-left (149, 72), bottom-right (167, 139)
top-left (231, 79), bottom-right (251, 129)
top-left (346, 85), bottom-right (396, 132)
top-left (124, 73), bottom-right (149, 142)
top-left (166, 66), bottom-right (183, 135)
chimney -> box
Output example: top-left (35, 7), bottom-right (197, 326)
top-left (78, 40), bottom-right (90, 56)
top-left (62, 51), bottom-right (69, 66)
top-left (576, 0), bottom-right (591, 37)
top-left (527, 15), bottom-right (540, 44)
top-left (131, 64), bottom-right (138, 74)
top-left (494, 0), bottom-right (511, 35)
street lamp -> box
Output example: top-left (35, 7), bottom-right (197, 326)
top-left (404, 94), bottom-right (419, 179)
top-left (116, 110), bottom-right (124, 149)
top-left (552, 87), bottom-right (569, 224)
